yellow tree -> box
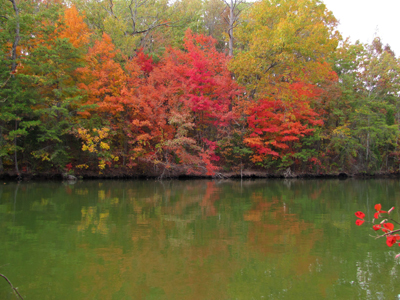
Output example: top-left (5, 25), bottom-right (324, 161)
top-left (230, 0), bottom-right (340, 99)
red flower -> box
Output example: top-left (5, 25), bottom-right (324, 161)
top-left (373, 224), bottom-right (381, 231)
top-left (355, 211), bottom-right (365, 219)
top-left (375, 204), bottom-right (382, 211)
top-left (387, 235), bottom-right (397, 247)
top-left (356, 219), bottom-right (365, 226)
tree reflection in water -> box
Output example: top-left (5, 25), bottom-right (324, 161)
top-left (1, 179), bottom-right (400, 299)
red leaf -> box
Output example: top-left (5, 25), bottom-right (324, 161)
top-left (374, 212), bottom-right (380, 219)
top-left (384, 223), bottom-right (394, 231)
top-left (375, 204), bottom-right (382, 211)
top-left (355, 219), bottom-right (364, 226)
top-left (136, 49), bottom-right (154, 74)
top-left (244, 82), bottom-right (323, 162)
top-left (373, 224), bottom-right (381, 231)
top-left (386, 235), bottom-right (397, 247)
top-left (65, 163), bottom-right (73, 171)
top-left (355, 211), bottom-right (365, 219)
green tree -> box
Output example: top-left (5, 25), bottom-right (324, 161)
top-left (0, 0), bottom-right (41, 174)
top-left (329, 38), bottom-right (400, 172)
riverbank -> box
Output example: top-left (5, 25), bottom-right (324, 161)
top-left (1, 168), bottom-right (400, 181)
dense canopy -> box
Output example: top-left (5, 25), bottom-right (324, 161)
top-left (1, 0), bottom-right (400, 177)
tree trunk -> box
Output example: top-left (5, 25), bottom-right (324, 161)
top-left (366, 132), bottom-right (369, 169)
top-left (123, 139), bottom-right (128, 166)
top-left (14, 120), bottom-right (19, 174)
top-left (228, 0), bottom-right (234, 57)
top-left (0, 124), bottom-right (3, 172)
top-left (9, 0), bottom-right (20, 175)
top-left (9, 0), bottom-right (20, 73)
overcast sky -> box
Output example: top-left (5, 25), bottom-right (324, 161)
top-left (322, 0), bottom-right (400, 56)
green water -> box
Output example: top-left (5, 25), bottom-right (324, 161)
top-left (1, 179), bottom-right (400, 299)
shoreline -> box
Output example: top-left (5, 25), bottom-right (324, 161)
top-left (1, 169), bottom-right (400, 181)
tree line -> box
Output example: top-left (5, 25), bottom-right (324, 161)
top-left (1, 0), bottom-right (400, 177)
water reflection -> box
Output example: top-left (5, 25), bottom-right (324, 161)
top-left (1, 179), bottom-right (400, 299)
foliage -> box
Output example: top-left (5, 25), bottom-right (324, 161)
top-left (327, 38), bottom-right (400, 173)
top-left (1, 0), bottom-right (400, 176)
top-left (355, 204), bottom-right (400, 256)
top-left (230, 0), bottom-right (340, 99)
top-left (244, 81), bottom-right (324, 169)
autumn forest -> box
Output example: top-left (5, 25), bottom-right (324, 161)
top-left (1, 0), bottom-right (400, 178)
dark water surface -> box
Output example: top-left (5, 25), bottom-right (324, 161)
top-left (1, 179), bottom-right (400, 299)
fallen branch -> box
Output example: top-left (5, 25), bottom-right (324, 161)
top-left (213, 172), bottom-right (228, 179)
top-left (0, 273), bottom-right (24, 299)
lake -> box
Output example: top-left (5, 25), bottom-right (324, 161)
top-left (1, 179), bottom-right (400, 299)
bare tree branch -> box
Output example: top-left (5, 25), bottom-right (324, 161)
top-left (0, 273), bottom-right (24, 300)
top-left (222, 0), bottom-right (251, 56)
top-left (1, 75), bottom-right (11, 89)
top-left (131, 21), bottom-right (174, 35)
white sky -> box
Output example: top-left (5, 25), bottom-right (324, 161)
top-left (322, 0), bottom-right (400, 56)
